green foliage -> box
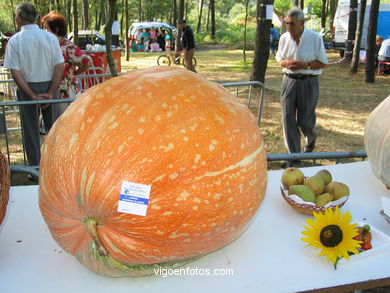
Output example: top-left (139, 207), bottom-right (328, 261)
top-left (307, 0), bottom-right (323, 18)
top-left (0, 1), bottom-right (15, 32)
top-left (274, 0), bottom-right (293, 17)
top-left (192, 0), bottom-right (258, 47)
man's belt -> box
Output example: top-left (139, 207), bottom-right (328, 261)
top-left (284, 73), bottom-right (316, 80)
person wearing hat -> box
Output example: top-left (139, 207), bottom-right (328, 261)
top-left (178, 19), bottom-right (196, 73)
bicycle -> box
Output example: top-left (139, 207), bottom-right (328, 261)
top-left (157, 50), bottom-right (197, 69)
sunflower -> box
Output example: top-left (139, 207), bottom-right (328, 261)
top-left (301, 207), bottom-right (362, 265)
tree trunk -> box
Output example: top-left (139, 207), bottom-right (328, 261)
top-left (125, 0), bottom-right (129, 61)
top-left (120, 0), bottom-right (124, 38)
top-left (299, 0), bottom-right (304, 10)
top-left (105, 0), bottom-right (118, 77)
top-left (365, 0), bottom-right (379, 83)
top-left (138, 0), bottom-right (142, 21)
top-left (321, 0), bottom-right (327, 28)
top-left (197, 0), bottom-right (204, 34)
top-left (351, 0), bottom-right (366, 74)
top-left (172, 0), bottom-right (177, 26)
top-left (175, 0), bottom-right (185, 52)
top-left (251, 0), bottom-right (274, 83)
top-left (67, 0), bottom-right (72, 32)
top-left (206, 0), bottom-right (210, 30)
top-left (344, 0), bottom-right (357, 60)
top-left (185, 0), bottom-right (188, 20)
top-left (210, 0), bottom-right (215, 39)
top-left (82, 0), bottom-right (89, 30)
top-left (329, 0), bottom-right (338, 32)
top-left (10, 0), bottom-right (16, 30)
top-left (294, 0), bottom-right (298, 6)
top-left (243, 0), bottom-right (249, 63)
top-left (72, 0), bottom-right (78, 46)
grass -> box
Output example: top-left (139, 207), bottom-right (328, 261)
top-left (1, 47), bottom-right (390, 184)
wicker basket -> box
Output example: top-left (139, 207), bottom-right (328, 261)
top-left (0, 151), bottom-right (10, 225)
top-left (281, 187), bottom-right (349, 215)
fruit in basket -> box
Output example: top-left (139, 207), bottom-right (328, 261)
top-left (281, 167), bottom-right (351, 212)
top-left (288, 185), bottom-right (316, 203)
top-left (38, 66), bottom-right (268, 277)
top-left (324, 181), bottom-right (350, 200)
top-left (315, 192), bottom-right (333, 207)
top-left (364, 95), bottom-right (390, 189)
top-left (303, 175), bottom-right (325, 195)
top-left (281, 167), bottom-right (304, 189)
top-left (315, 169), bottom-right (332, 185)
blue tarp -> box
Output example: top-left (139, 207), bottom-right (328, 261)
top-left (378, 11), bottom-right (390, 39)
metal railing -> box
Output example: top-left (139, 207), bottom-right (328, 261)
top-left (221, 81), bottom-right (265, 127)
top-left (267, 150), bottom-right (367, 165)
top-left (0, 98), bottom-right (75, 164)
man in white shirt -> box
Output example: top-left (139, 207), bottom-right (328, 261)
top-left (4, 2), bottom-right (64, 167)
top-left (378, 37), bottom-right (390, 61)
top-left (112, 19), bottom-right (120, 47)
top-left (378, 36), bottom-right (390, 74)
top-left (275, 7), bottom-right (328, 168)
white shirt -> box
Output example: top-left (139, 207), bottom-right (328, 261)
top-left (378, 38), bottom-right (390, 58)
top-left (112, 21), bottom-right (120, 35)
top-left (4, 24), bottom-right (64, 83)
top-left (275, 27), bottom-right (328, 75)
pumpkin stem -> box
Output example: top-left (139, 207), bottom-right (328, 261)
top-left (84, 218), bottom-right (108, 256)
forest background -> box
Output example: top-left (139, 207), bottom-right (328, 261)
top-left (0, 0), bottom-right (388, 49)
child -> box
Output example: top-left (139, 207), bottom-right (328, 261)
top-left (150, 40), bottom-right (160, 52)
top-left (138, 37), bottom-right (145, 52)
top-left (130, 38), bottom-right (138, 52)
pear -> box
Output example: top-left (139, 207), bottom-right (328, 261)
top-left (288, 185), bottom-right (316, 203)
top-left (303, 175), bottom-right (325, 195)
top-left (315, 169), bottom-right (332, 185)
top-left (315, 193), bottom-right (334, 207)
top-left (281, 167), bottom-right (304, 189)
top-left (325, 181), bottom-right (350, 200)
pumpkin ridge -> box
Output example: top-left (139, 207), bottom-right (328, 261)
top-left (193, 142), bottom-right (265, 181)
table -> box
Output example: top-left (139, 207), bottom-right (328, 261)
top-left (1, 161), bottom-right (390, 293)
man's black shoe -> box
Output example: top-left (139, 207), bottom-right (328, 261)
top-left (281, 160), bottom-right (301, 169)
top-left (304, 139), bottom-right (316, 153)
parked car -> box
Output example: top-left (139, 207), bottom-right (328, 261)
top-left (68, 30), bottom-right (106, 50)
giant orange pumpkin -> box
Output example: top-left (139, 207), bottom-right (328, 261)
top-left (39, 66), bottom-right (267, 277)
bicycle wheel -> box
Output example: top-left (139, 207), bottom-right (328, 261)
top-left (157, 55), bottom-right (171, 66)
top-left (182, 57), bottom-right (197, 69)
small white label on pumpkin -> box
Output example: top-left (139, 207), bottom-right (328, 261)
top-left (117, 181), bottom-right (151, 216)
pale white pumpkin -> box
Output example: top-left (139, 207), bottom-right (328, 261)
top-left (364, 95), bottom-right (390, 188)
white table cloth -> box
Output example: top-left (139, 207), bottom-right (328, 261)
top-left (1, 161), bottom-right (389, 293)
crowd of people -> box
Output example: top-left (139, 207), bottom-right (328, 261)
top-left (130, 28), bottom-right (172, 52)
